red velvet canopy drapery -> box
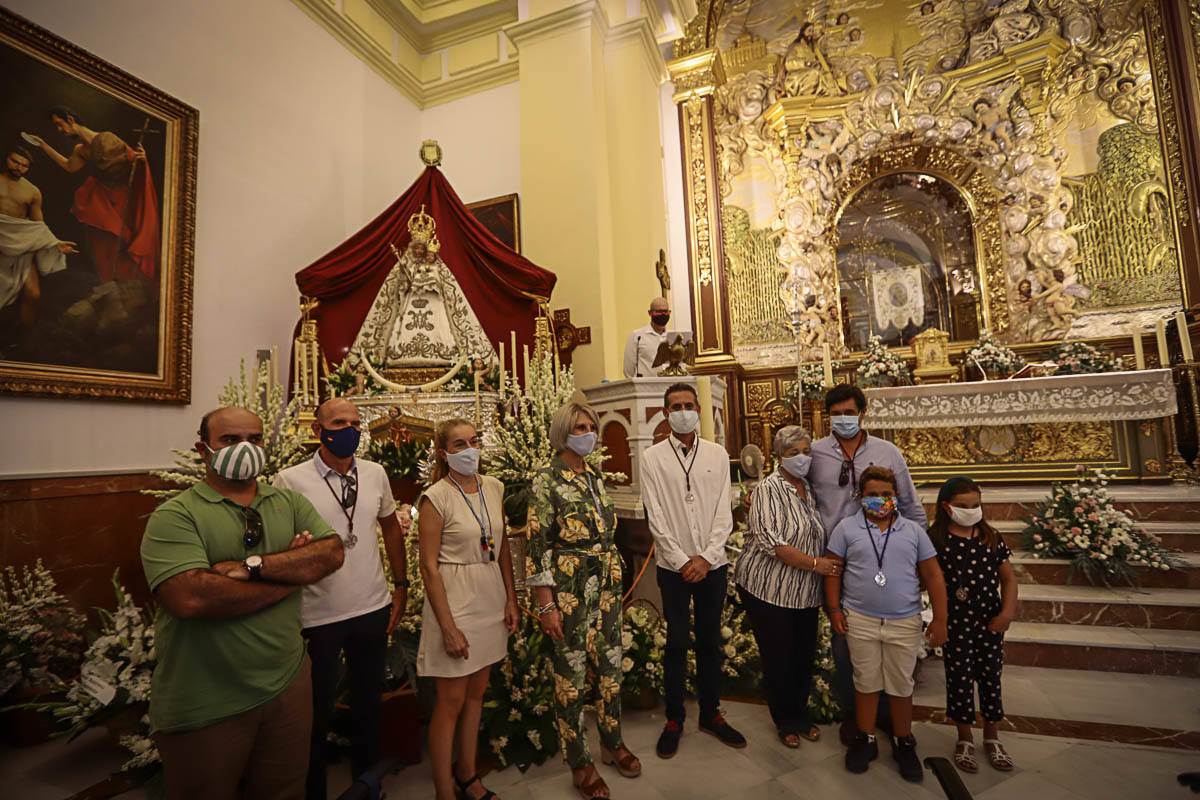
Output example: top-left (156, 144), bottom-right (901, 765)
top-left (292, 167), bottom-right (556, 389)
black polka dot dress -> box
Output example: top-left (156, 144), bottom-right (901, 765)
top-left (939, 529), bottom-right (1011, 725)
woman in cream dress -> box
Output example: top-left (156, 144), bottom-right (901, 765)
top-left (418, 418), bottom-right (518, 800)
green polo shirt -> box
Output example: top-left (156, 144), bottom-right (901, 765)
top-left (140, 481), bottom-right (335, 733)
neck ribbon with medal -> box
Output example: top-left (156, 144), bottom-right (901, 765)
top-left (322, 464), bottom-right (359, 550)
top-left (950, 525), bottom-right (977, 602)
top-left (671, 437), bottom-right (698, 503)
top-left (863, 505), bottom-right (896, 588)
top-left (447, 474), bottom-right (496, 561)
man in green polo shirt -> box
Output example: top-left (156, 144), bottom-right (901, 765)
top-left (141, 406), bottom-right (344, 800)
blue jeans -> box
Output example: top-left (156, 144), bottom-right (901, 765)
top-left (832, 631), bottom-right (891, 726)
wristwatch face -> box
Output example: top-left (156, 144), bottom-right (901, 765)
top-left (245, 555), bottom-right (263, 568)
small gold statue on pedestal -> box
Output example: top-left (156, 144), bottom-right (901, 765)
top-left (911, 328), bottom-right (958, 384)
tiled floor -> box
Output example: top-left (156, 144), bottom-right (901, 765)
top-left (3, 687), bottom-right (1198, 800)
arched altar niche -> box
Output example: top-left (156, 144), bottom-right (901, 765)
top-left (834, 145), bottom-right (1008, 350)
top-left (835, 171), bottom-right (981, 350)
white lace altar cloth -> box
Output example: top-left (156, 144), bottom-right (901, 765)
top-left (862, 369), bottom-right (1177, 429)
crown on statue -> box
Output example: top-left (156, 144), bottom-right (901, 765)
top-left (407, 204), bottom-right (437, 245)
top-left (427, 235), bottom-right (441, 255)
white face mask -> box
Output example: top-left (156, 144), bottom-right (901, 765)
top-left (948, 505), bottom-right (984, 527)
top-left (780, 453), bottom-right (812, 479)
top-left (566, 431), bottom-right (597, 457)
top-left (204, 441), bottom-right (265, 481)
top-left (668, 409), bottom-right (700, 434)
top-left (445, 447), bottom-right (480, 476)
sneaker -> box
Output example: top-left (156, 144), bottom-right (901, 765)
top-left (845, 732), bottom-right (878, 773)
top-left (656, 720), bottom-right (683, 759)
top-left (699, 711), bottom-right (747, 749)
top-left (892, 734), bottom-right (924, 782)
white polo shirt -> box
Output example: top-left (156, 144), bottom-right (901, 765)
top-left (273, 453), bottom-right (397, 628)
top-left (640, 434), bottom-right (733, 572)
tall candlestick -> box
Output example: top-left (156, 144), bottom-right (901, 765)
top-left (474, 365), bottom-right (481, 425)
top-left (1131, 328), bottom-right (1145, 370)
top-left (271, 346), bottom-right (279, 388)
top-left (498, 342), bottom-right (506, 391)
top-left (822, 342), bottom-right (835, 387)
top-left (1176, 311), bottom-right (1194, 362)
top-left (510, 331), bottom-right (518, 383)
top-left (696, 376), bottom-right (715, 442)
top-left (522, 344), bottom-right (530, 388)
top-left (1155, 319), bottom-right (1169, 367)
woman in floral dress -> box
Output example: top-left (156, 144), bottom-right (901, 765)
top-left (528, 402), bottom-right (641, 800)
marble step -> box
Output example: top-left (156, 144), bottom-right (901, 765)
top-left (919, 483), bottom-right (1200, 522)
top-left (1016, 585), bottom-right (1200, 631)
top-left (1004, 621), bottom-right (1200, 676)
top-left (995, 520), bottom-right (1200, 553)
top-left (1008, 550), bottom-right (1200, 590)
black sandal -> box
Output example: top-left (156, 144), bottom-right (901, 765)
top-left (454, 771), bottom-right (497, 800)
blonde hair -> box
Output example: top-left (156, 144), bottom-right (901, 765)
top-left (549, 402), bottom-right (601, 453)
top-left (430, 417), bottom-right (476, 484)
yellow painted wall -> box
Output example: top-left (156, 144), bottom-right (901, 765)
top-left (448, 34), bottom-right (500, 75)
top-left (344, 0), bottom-right (393, 53)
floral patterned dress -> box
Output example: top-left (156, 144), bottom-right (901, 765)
top-left (527, 454), bottom-right (626, 768)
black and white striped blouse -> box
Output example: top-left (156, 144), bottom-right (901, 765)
top-left (733, 470), bottom-right (828, 610)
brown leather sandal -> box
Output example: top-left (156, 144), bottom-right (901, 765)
top-left (601, 745), bottom-right (642, 777)
top-left (800, 724), bottom-right (821, 742)
top-left (779, 732), bottom-right (802, 748)
top-left (573, 765), bottom-right (610, 799)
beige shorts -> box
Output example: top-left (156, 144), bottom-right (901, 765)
top-left (844, 608), bottom-right (924, 697)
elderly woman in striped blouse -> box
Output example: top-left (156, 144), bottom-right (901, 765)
top-left (733, 425), bottom-right (842, 747)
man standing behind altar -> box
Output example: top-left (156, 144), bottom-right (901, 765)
top-left (273, 398), bottom-right (412, 800)
top-left (808, 384), bottom-right (927, 744)
top-left (622, 297), bottom-right (672, 378)
top-left (641, 383), bottom-right (746, 758)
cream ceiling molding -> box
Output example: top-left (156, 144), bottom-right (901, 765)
top-left (293, 0), bottom-right (520, 108)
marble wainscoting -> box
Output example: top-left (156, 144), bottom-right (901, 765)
top-left (911, 706), bottom-right (1200, 751)
top-left (0, 472), bottom-right (167, 612)
top-left (1017, 585), bottom-right (1200, 630)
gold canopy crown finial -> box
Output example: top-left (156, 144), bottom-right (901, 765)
top-left (407, 204), bottom-right (436, 245)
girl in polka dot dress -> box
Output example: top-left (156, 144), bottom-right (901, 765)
top-left (928, 477), bottom-right (1019, 773)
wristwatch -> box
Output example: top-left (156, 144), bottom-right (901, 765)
top-left (395, 578), bottom-right (410, 588)
top-left (242, 554), bottom-right (263, 581)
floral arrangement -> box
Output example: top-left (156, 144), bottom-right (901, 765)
top-left (1047, 340), bottom-right (1123, 375)
top-left (444, 360), bottom-right (501, 393)
top-left (0, 560), bottom-right (86, 698)
top-left (965, 330), bottom-right (1022, 377)
top-left (485, 352), bottom-right (623, 524)
top-left (854, 335), bottom-right (911, 387)
top-left (807, 609), bottom-right (839, 723)
top-left (1021, 466), bottom-right (1183, 586)
top-left (620, 601), bottom-right (665, 699)
top-left (146, 360), bottom-right (307, 500)
top-left (325, 352), bottom-right (387, 397)
top-left (366, 437), bottom-right (428, 481)
top-left (918, 591), bottom-right (944, 661)
top-left (782, 361), bottom-right (843, 404)
top-left (482, 614), bottom-right (558, 770)
top-left (45, 572), bottom-right (158, 771)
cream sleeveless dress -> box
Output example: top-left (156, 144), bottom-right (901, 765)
top-left (417, 475), bottom-right (509, 677)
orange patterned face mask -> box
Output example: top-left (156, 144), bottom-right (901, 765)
top-left (861, 495), bottom-right (897, 519)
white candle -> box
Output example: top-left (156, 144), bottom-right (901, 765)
top-left (474, 365), bottom-right (481, 424)
top-left (1131, 328), bottom-right (1145, 370)
top-left (822, 342), bottom-right (835, 387)
top-left (696, 376), bottom-right (715, 442)
top-left (510, 330), bottom-right (518, 382)
top-left (271, 345), bottom-right (279, 388)
top-left (1176, 311), bottom-right (1194, 362)
top-left (498, 342), bottom-right (506, 390)
top-left (1155, 319), bottom-right (1170, 367)
top-left (522, 344), bottom-right (530, 387)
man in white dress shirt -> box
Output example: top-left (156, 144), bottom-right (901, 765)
top-left (622, 296), bottom-right (672, 378)
top-left (641, 382), bottom-right (746, 758)
top-left (273, 398), bottom-right (412, 800)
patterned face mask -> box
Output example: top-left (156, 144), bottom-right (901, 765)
top-left (204, 441), bottom-right (265, 481)
top-left (861, 495), bottom-right (897, 519)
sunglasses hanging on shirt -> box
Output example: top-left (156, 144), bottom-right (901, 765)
top-left (322, 467), bottom-right (360, 549)
top-left (242, 506), bottom-right (264, 549)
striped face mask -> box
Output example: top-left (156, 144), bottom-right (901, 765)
top-left (204, 441), bottom-right (265, 481)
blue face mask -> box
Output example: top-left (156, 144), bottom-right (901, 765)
top-left (830, 415), bottom-right (861, 438)
top-left (780, 453), bottom-right (811, 478)
top-left (862, 495), bottom-right (897, 518)
top-left (320, 425), bottom-right (361, 459)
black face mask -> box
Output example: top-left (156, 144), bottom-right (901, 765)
top-left (651, 313), bottom-right (670, 326)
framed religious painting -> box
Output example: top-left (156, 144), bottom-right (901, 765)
top-left (0, 9), bottom-right (196, 402)
top-left (467, 193), bottom-right (521, 254)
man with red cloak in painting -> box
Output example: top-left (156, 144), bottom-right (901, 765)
top-left (28, 105), bottom-right (159, 282)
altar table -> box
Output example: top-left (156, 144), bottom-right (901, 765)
top-left (861, 370), bottom-right (1178, 483)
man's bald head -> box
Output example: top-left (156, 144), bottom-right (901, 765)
top-left (649, 297), bottom-right (670, 313)
top-left (197, 406), bottom-right (263, 448)
top-left (316, 397), bottom-right (360, 426)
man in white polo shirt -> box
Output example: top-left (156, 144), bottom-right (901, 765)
top-left (641, 382), bottom-right (745, 759)
top-left (273, 397), bottom-right (412, 800)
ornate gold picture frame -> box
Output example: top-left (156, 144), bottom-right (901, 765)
top-left (0, 9), bottom-right (196, 402)
top-left (466, 193), bottom-right (521, 254)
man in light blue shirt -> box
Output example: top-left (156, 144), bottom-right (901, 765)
top-left (808, 384), bottom-right (927, 743)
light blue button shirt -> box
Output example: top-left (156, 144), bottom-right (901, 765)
top-left (826, 513), bottom-right (937, 619)
top-left (809, 433), bottom-right (927, 535)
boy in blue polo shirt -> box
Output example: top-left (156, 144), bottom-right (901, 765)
top-left (824, 465), bottom-right (948, 782)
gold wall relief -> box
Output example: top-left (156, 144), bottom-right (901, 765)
top-left (743, 379), bottom-right (775, 414)
top-left (891, 428), bottom-right (972, 466)
top-left (889, 421), bottom-right (1115, 467)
